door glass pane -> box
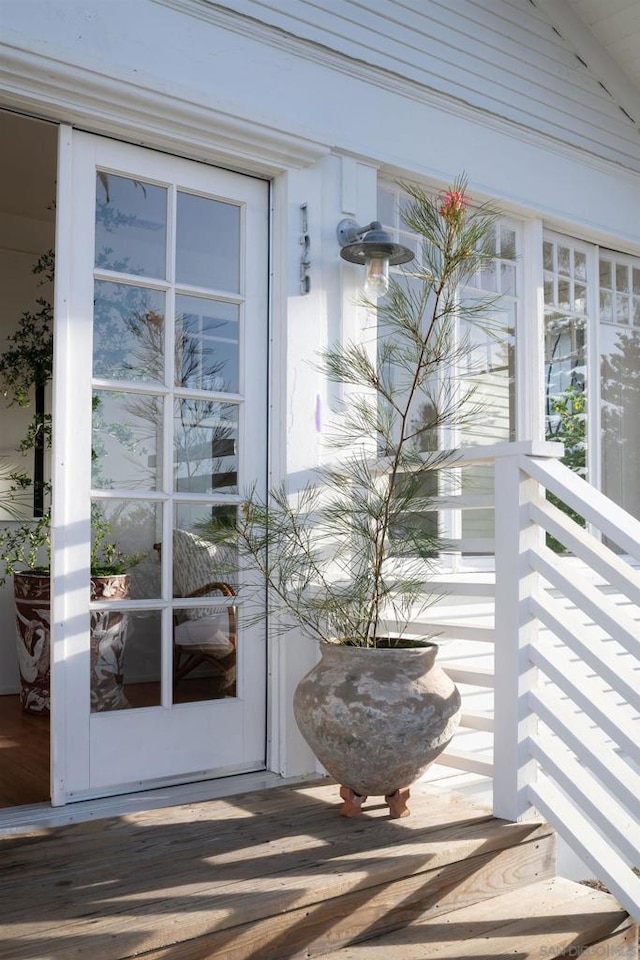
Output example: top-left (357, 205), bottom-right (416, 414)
top-left (176, 192), bottom-right (240, 291)
top-left (93, 281), bottom-right (165, 382)
top-left (601, 251), bottom-right (640, 527)
top-left (543, 236), bottom-right (589, 551)
top-left (174, 399), bottom-right (238, 494)
top-left (92, 389), bottom-right (163, 490)
top-left (175, 295), bottom-right (239, 393)
top-left (171, 523), bottom-right (237, 703)
top-left (95, 173), bottom-right (167, 279)
top-left (91, 498), bottom-right (162, 600)
top-left (90, 609), bottom-right (162, 712)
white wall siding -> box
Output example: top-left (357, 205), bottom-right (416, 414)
top-left (212, 0), bottom-right (640, 172)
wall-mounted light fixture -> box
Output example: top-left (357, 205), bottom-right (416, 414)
top-left (337, 219), bottom-right (414, 298)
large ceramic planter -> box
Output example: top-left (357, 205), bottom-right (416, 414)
top-left (13, 572), bottom-right (51, 715)
top-left (13, 572), bottom-right (131, 715)
top-left (90, 574), bottom-right (131, 712)
top-left (293, 643), bottom-right (461, 817)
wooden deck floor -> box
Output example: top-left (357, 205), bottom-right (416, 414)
top-left (0, 778), bottom-right (558, 960)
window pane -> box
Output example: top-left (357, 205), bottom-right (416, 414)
top-left (91, 498), bottom-right (162, 600)
top-left (176, 192), bottom-right (240, 291)
top-left (499, 228), bottom-right (516, 260)
top-left (95, 173), bottom-right (167, 279)
top-left (543, 240), bottom-right (554, 271)
top-left (616, 295), bottom-right (630, 325)
top-left (600, 291), bottom-right (612, 323)
top-left (574, 251), bottom-right (587, 281)
top-left (601, 326), bottom-right (640, 523)
top-left (90, 609), bottom-right (162, 712)
top-left (558, 245), bottom-right (571, 275)
top-left (599, 258), bottom-right (612, 289)
top-left (175, 295), bottom-right (239, 393)
top-left (616, 263), bottom-right (630, 292)
top-left (574, 283), bottom-right (586, 314)
top-left (92, 389), bottom-right (162, 490)
top-left (558, 279), bottom-right (571, 309)
top-left (93, 281), bottom-right (164, 383)
top-left (174, 399), bottom-right (238, 494)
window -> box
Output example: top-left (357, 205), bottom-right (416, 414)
top-left (377, 183), bottom-right (519, 554)
top-left (544, 232), bottom-right (640, 529)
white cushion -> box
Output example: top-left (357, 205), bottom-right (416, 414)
top-left (174, 615), bottom-right (234, 656)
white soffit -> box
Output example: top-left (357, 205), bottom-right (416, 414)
top-left (567, 0), bottom-right (640, 92)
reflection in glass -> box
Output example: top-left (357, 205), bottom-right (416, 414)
top-left (176, 192), bottom-right (240, 291)
top-left (172, 602), bottom-right (237, 704)
top-left (174, 399), bottom-right (238, 494)
top-left (93, 281), bottom-right (164, 382)
top-left (90, 610), bottom-right (162, 712)
top-left (601, 326), bottom-right (640, 524)
top-left (95, 173), bottom-right (167, 279)
top-left (600, 258), bottom-right (612, 289)
top-left (169, 518), bottom-right (237, 704)
top-left (175, 296), bottom-right (239, 393)
top-left (92, 389), bottom-right (162, 491)
top-left (499, 227), bottom-right (516, 260)
top-left (92, 498), bottom-right (162, 599)
top-left (616, 264), bottom-right (629, 293)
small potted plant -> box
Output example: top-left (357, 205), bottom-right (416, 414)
top-left (0, 248), bottom-right (141, 713)
top-left (203, 178), bottom-right (502, 816)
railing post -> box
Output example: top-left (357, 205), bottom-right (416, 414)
top-left (492, 450), bottom-right (544, 821)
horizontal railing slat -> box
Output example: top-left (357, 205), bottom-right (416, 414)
top-left (529, 731), bottom-right (640, 867)
top-left (441, 665), bottom-right (495, 687)
top-left (528, 641), bottom-right (639, 759)
top-left (529, 776), bottom-right (640, 921)
top-left (529, 496), bottom-right (640, 606)
top-left (531, 592), bottom-right (640, 714)
top-left (523, 455), bottom-right (640, 562)
top-left (435, 749), bottom-right (493, 777)
top-left (529, 685), bottom-right (640, 822)
top-left (530, 546), bottom-right (640, 657)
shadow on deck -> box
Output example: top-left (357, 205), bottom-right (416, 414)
top-left (0, 779), bottom-right (634, 959)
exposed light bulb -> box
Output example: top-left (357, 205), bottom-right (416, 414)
top-left (364, 256), bottom-right (389, 299)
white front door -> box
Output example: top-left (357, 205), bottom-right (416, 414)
top-left (51, 131), bottom-right (269, 802)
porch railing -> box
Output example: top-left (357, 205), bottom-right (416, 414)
top-left (394, 441), bottom-right (640, 920)
top-left (491, 443), bottom-right (640, 920)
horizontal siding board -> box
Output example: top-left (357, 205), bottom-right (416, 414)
top-left (250, 0), bottom-right (629, 129)
top-left (391, 0), bottom-right (617, 102)
top-left (212, 0), bottom-right (640, 170)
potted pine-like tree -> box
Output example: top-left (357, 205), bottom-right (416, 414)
top-left (202, 179), bottom-right (503, 817)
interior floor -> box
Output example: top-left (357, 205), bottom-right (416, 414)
top-left (0, 677), bottom-right (233, 808)
top-left (0, 695), bottom-right (49, 807)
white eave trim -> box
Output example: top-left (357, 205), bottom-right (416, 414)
top-left (0, 42), bottom-right (329, 173)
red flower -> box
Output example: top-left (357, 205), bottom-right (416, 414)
top-left (439, 188), bottom-right (469, 223)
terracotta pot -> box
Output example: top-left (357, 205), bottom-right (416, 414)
top-left (13, 572), bottom-right (131, 715)
top-left (293, 643), bottom-right (461, 815)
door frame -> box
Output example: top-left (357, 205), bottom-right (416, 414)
top-left (50, 126), bottom-right (273, 804)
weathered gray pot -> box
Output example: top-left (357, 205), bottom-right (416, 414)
top-left (293, 643), bottom-right (461, 799)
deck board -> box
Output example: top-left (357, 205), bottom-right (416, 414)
top-left (0, 780), bottom-right (554, 960)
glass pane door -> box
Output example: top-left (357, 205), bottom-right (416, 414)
top-left (52, 132), bottom-right (268, 801)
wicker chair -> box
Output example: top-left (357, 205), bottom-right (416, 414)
top-left (158, 529), bottom-right (237, 691)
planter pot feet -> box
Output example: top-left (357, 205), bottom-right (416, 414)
top-left (385, 787), bottom-right (411, 819)
top-left (339, 785), bottom-right (368, 817)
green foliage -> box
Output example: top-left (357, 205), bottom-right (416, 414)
top-left (0, 506), bottom-right (143, 585)
top-left (202, 177), bottom-right (502, 647)
top-left (545, 384), bottom-right (587, 552)
top-left (0, 245), bottom-right (140, 582)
